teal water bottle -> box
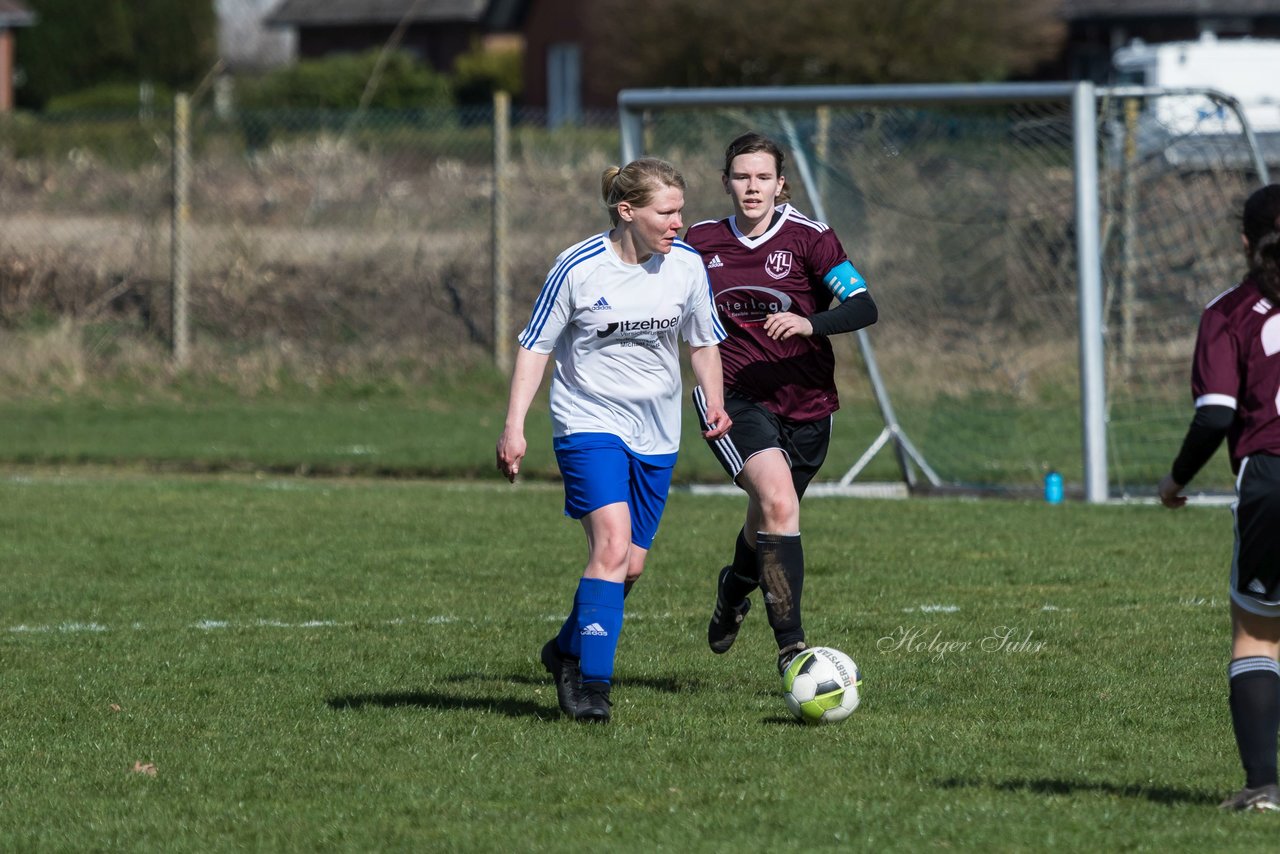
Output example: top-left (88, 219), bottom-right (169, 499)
top-left (1044, 471), bottom-right (1064, 504)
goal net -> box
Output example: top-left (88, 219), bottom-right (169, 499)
top-left (621, 84), bottom-right (1265, 499)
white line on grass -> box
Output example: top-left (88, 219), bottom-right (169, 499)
top-left (6, 605), bottom-right (1093, 636)
top-left (6, 622), bottom-right (109, 633)
top-left (1114, 494), bottom-right (1236, 506)
top-left (6, 616), bottom-right (460, 634)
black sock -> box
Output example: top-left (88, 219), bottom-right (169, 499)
top-left (1228, 657), bottom-right (1280, 788)
top-left (756, 532), bottom-right (804, 651)
top-left (722, 528), bottom-right (759, 604)
top-left (623, 579), bottom-right (636, 599)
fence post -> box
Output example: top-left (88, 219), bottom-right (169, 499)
top-left (492, 90), bottom-right (511, 374)
top-left (171, 92), bottom-right (191, 368)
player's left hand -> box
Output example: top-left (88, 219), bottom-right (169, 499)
top-left (702, 406), bottom-right (732, 440)
top-left (762, 312), bottom-right (813, 341)
top-left (1157, 473), bottom-right (1187, 509)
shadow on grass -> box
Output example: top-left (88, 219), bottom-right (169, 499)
top-left (606, 675), bottom-right (709, 693)
top-left (327, 690), bottom-right (551, 719)
top-left (442, 671), bottom-right (711, 694)
top-left (936, 776), bottom-right (1219, 806)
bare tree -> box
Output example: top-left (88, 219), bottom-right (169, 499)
top-left (586, 0), bottom-right (1064, 93)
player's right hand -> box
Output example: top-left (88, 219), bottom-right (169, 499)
top-left (496, 428), bottom-right (526, 483)
top-left (1157, 473), bottom-right (1186, 509)
top-left (702, 407), bottom-right (732, 440)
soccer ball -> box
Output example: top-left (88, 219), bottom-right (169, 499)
top-left (781, 646), bottom-right (862, 724)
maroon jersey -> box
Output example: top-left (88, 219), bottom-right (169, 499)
top-left (685, 204), bottom-right (850, 421)
top-left (1192, 277), bottom-right (1280, 470)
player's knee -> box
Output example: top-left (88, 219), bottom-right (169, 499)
top-left (759, 492), bottom-right (800, 530)
top-left (587, 536), bottom-right (631, 577)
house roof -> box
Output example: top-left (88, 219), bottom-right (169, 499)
top-left (1063, 0), bottom-right (1280, 17)
top-left (0, 0), bottom-right (35, 28)
top-left (482, 0), bottom-right (524, 30)
top-left (265, 0), bottom-right (489, 27)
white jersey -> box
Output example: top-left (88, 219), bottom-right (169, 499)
top-left (518, 232), bottom-right (726, 456)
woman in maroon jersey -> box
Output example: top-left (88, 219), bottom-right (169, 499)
top-left (685, 132), bottom-right (877, 675)
top-left (1160, 183), bottom-right (1280, 811)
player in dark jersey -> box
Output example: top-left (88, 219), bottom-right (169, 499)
top-left (685, 132), bottom-right (878, 675)
top-left (1159, 183), bottom-right (1280, 812)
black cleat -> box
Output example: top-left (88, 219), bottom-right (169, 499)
top-left (708, 566), bottom-right (752, 654)
top-left (540, 638), bottom-right (581, 717)
top-left (776, 641), bottom-right (808, 677)
top-left (1220, 783), bottom-right (1280, 812)
top-left (574, 681), bottom-right (612, 723)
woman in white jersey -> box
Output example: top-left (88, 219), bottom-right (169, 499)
top-left (496, 158), bottom-right (732, 723)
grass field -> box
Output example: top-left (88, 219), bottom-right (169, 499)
top-left (2, 468), bottom-right (1272, 851)
top-left (0, 389), bottom-right (1235, 495)
top-left (0, 386), bottom-right (904, 484)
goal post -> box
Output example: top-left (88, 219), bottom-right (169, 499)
top-left (619, 82), bottom-right (1267, 503)
top-left (1072, 82), bottom-right (1107, 504)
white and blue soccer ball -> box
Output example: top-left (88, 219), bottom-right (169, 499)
top-left (781, 646), bottom-right (862, 724)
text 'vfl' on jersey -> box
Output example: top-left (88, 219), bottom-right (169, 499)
top-left (716, 285), bottom-right (793, 327)
top-left (765, 250), bottom-right (793, 280)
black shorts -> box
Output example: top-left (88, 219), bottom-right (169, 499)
top-left (1232, 453), bottom-right (1280, 616)
top-left (693, 387), bottom-right (832, 499)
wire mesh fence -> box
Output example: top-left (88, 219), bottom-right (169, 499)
top-left (0, 90), bottom-right (1266, 495)
top-left (0, 102), bottom-right (622, 391)
top-left (1097, 91), bottom-right (1268, 497)
top-left (631, 91), bottom-right (1263, 496)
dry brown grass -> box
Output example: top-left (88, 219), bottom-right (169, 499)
top-left (0, 118), bottom-right (1254, 407)
top-left (0, 319), bottom-right (87, 390)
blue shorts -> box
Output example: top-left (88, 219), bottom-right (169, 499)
top-left (553, 433), bottom-right (677, 550)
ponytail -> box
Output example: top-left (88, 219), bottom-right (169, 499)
top-left (600, 166), bottom-right (623, 218)
top-left (1250, 230), bottom-right (1280, 303)
top-left (1242, 185), bottom-right (1280, 302)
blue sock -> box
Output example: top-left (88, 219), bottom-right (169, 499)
top-left (575, 578), bottom-right (624, 685)
top-left (556, 599), bottom-right (580, 658)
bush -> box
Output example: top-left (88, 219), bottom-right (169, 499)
top-left (235, 50), bottom-right (452, 111)
top-left (452, 42), bottom-right (523, 106)
top-left (0, 111), bottom-right (168, 167)
top-left (45, 82), bottom-right (174, 114)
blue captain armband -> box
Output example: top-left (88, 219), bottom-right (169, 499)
top-left (823, 260), bottom-right (866, 302)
